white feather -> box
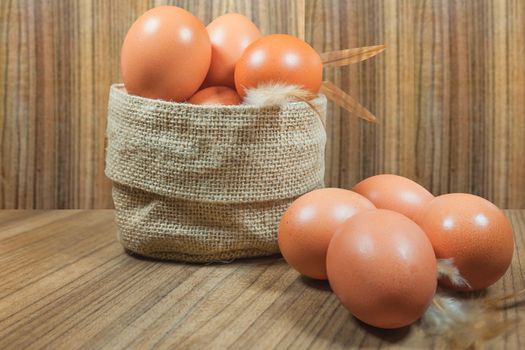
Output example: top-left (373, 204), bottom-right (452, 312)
top-left (242, 82), bottom-right (314, 107)
top-left (421, 294), bottom-right (467, 334)
top-left (420, 291), bottom-right (517, 348)
top-left (437, 258), bottom-right (471, 288)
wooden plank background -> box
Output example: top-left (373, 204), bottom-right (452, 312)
top-left (1, 0), bottom-right (524, 209)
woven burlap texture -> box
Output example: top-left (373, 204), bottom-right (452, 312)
top-left (106, 84), bottom-right (327, 262)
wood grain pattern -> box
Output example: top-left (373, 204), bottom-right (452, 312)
top-left (1, 0), bottom-right (524, 209)
top-left (307, 0), bottom-right (525, 208)
top-left (0, 0), bottom-right (305, 209)
top-left (0, 209), bottom-right (523, 349)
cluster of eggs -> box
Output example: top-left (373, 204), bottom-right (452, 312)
top-left (278, 174), bottom-right (514, 329)
top-left (120, 6), bottom-right (323, 105)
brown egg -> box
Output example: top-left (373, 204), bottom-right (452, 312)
top-left (188, 86), bottom-right (241, 105)
top-left (203, 13), bottom-right (261, 88)
top-left (352, 174), bottom-right (434, 222)
top-left (417, 193), bottom-right (514, 291)
top-left (326, 209), bottom-right (437, 329)
top-left (278, 188), bottom-right (375, 280)
top-left (121, 6), bottom-right (211, 101)
top-left (234, 34), bottom-right (323, 97)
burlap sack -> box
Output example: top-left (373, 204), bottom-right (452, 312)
top-left (105, 84), bottom-right (326, 262)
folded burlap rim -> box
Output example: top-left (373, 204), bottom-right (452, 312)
top-left (106, 84), bottom-right (327, 203)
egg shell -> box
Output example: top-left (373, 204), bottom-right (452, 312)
top-left (121, 6), bottom-right (211, 101)
top-left (234, 34), bottom-right (323, 97)
top-left (326, 209), bottom-right (437, 329)
top-left (188, 86), bottom-right (241, 105)
top-left (352, 174), bottom-right (434, 222)
top-left (278, 188), bottom-right (375, 280)
top-left (203, 13), bottom-right (261, 88)
top-left (417, 193), bottom-right (514, 291)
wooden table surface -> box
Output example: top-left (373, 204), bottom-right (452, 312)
top-left (1, 210), bottom-right (524, 349)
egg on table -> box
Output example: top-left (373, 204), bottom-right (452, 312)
top-left (121, 6), bottom-right (211, 101)
top-left (417, 193), bottom-right (514, 291)
top-left (352, 174), bottom-right (434, 222)
top-left (326, 209), bottom-right (437, 329)
top-left (278, 188), bottom-right (375, 280)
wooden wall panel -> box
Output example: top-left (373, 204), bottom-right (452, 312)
top-left (306, 0), bottom-right (525, 208)
top-left (1, 0), bottom-right (524, 208)
top-left (0, 0), bottom-right (304, 209)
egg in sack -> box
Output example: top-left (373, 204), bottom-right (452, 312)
top-left (121, 6), bottom-right (211, 101)
top-left (203, 13), bottom-right (261, 88)
top-left (188, 86), bottom-right (241, 105)
top-left (235, 34), bottom-right (323, 97)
